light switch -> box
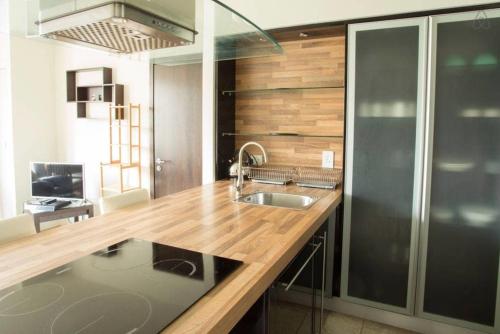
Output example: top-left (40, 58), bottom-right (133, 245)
top-left (322, 151), bottom-right (335, 168)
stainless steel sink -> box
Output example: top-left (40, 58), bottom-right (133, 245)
top-left (236, 192), bottom-right (318, 210)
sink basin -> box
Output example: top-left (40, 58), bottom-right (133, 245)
top-left (236, 192), bottom-right (318, 210)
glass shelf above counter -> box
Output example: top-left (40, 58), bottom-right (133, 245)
top-left (221, 132), bottom-right (344, 139)
top-left (221, 86), bottom-right (344, 96)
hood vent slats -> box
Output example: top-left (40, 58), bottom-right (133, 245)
top-left (53, 21), bottom-right (176, 53)
top-left (38, 2), bottom-right (196, 54)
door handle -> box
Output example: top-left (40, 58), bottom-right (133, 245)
top-left (155, 158), bottom-right (171, 171)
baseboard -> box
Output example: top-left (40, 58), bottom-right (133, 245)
top-left (276, 290), bottom-right (485, 334)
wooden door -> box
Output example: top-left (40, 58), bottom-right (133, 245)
top-left (153, 63), bottom-right (202, 198)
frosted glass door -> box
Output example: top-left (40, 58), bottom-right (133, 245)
top-left (342, 18), bottom-right (426, 313)
top-left (419, 10), bottom-right (500, 332)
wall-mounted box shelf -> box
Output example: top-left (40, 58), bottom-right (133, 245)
top-left (66, 67), bottom-right (124, 119)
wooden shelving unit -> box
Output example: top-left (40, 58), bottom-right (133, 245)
top-left (66, 67), bottom-right (124, 119)
top-left (100, 104), bottom-right (142, 196)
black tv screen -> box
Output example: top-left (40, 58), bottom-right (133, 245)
top-left (31, 163), bottom-right (84, 199)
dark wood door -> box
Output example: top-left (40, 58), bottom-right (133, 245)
top-left (153, 63), bottom-right (202, 198)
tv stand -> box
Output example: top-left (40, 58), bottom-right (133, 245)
top-left (23, 200), bottom-right (94, 232)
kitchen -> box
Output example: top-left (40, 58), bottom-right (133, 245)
top-left (0, 0), bottom-right (499, 333)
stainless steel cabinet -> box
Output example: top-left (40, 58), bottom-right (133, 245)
top-left (344, 9), bottom-right (500, 333)
top-left (342, 17), bottom-right (428, 314)
top-left (417, 10), bottom-right (500, 333)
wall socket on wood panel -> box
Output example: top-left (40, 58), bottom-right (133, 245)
top-left (322, 151), bottom-right (335, 168)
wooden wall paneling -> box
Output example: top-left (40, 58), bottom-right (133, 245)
top-left (235, 136), bottom-right (344, 169)
top-left (236, 36), bottom-right (345, 90)
top-left (235, 88), bottom-right (344, 136)
top-left (234, 33), bottom-right (346, 168)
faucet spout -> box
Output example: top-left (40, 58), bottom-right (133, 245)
top-left (235, 141), bottom-right (267, 197)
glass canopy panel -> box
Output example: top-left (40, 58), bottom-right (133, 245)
top-left (212, 0), bottom-right (282, 60)
top-left (26, 0), bottom-right (283, 61)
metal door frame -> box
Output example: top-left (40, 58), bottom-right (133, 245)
top-left (416, 9), bottom-right (500, 334)
top-left (341, 16), bottom-right (428, 315)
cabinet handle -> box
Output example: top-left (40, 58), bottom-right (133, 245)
top-left (319, 231), bottom-right (327, 334)
top-left (282, 242), bottom-right (322, 291)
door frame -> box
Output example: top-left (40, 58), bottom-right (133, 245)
top-left (341, 16), bottom-right (429, 315)
top-left (416, 9), bottom-right (500, 334)
top-left (149, 63), bottom-right (156, 199)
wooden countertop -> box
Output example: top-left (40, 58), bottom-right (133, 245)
top-left (0, 181), bottom-right (342, 333)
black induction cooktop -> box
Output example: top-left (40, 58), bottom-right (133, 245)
top-left (0, 239), bottom-right (242, 334)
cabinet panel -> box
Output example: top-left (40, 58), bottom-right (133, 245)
top-left (419, 10), bottom-right (500, 330)
top-left (342, 18), bottom-right (427, 312)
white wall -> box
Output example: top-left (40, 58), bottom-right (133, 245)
top-left (52, 45), bottom-right (150, 202)
top-left (0, 0), bottom-right (60, 217)
top-left (202, 0), bottom-right (215, 185)
top-left (9, 36), bottom-right (57, 214)
top-left (219, 0), bottom-right (500, 29)
top-left (0, 0), bottom-right (17, 218)
top-left (2, 36), bottom-right (151, 211)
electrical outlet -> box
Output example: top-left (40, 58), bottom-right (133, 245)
top-left (254, 154), bottom-right (263, 166)
top-left (322, 151), bottom-right (335, 168)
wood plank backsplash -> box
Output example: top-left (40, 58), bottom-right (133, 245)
top-left (235, 34), bottom-right (346, 168)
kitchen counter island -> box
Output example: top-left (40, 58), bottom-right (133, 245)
top-left (0, 181), bottom-right (342, 333)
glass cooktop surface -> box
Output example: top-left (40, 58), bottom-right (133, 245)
top-left (0, 239), bottom-right (242, 334)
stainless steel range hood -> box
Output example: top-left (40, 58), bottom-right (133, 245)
top-left (36, 1), bottom-right (197, 53)
top-left (30, 0), bottom-right (282, 60)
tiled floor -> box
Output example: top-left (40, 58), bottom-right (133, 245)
top-left (270, 301), bottom-right (419, 334)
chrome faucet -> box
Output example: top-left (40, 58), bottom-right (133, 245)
top-left (235, 142), bottom-right (268, 197)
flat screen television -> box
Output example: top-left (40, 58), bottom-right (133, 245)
top-left (30, 162), bottom-right (85, 200)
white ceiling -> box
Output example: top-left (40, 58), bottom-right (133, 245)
top-left (219, 0), bottom-right (500, 29)
top-left (10, 0), bottom-right (500, 35)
